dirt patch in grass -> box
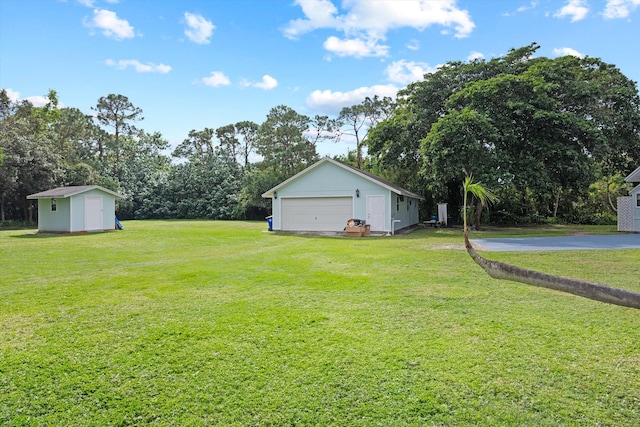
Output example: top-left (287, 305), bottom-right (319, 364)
top-left (429, 244), bottom-right (466, 250)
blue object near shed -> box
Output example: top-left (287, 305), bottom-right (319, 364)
top-left (266, 216), bottom-right (273, 231)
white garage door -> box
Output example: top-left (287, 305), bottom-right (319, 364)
top-left (281, 197), bottom-right (353, 231)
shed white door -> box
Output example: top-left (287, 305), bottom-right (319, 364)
top-left (366, 195), bottom-right (385, 231)
top-left (281, 197), bottom-right (352, 231)
top-left (84, 195), bottom-right (103, 231)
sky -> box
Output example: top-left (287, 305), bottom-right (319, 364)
top-left (1, 0), bottom-right (640, 158)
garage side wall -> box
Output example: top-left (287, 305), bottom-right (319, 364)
top-left (633, 186), bottom-right (640, 232)
top-left (391, 196), bottom-right (421, 231)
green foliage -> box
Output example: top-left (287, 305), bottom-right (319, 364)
top-left (462, 175), bottom-right (498, 231)
top-left (337, 95), bottom-right (396, 169)
top-left (235, 165), bottom-right (284, 219)
top-left (138, 155), bottom-right (241, 220)
top-left (1, 221), bottom-right (639, 425)
top-left (0, 91), bottom-right (64, 221)
top-left (368, 43), bottom-right (640, 224)
top-left (255, 105), bottom-right (319, 177)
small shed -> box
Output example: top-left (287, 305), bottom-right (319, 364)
top-left (617, 166), bottom-right (640, 232)
top-left (262, 157), bottom-right (423, 233)
top-left (27, 185), bottom-right (124, 233)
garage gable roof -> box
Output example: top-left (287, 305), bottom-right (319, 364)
top-left (625, 166), bottom-right (640, 183)
top-left (27, 185), bottom-right (124, 199)
top-left (262, 157), bottom-right (424, 199)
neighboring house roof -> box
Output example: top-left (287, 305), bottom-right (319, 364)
top-left (626, 166), bottom-right (640, 183)
top-left (261, 157), bottom-right (424, 200)
top-left (27, 185), bottom-right (124, 199)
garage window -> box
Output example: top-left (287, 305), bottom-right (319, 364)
top-left (51, 198), bottom-right (57, 212)
top-left (637, 194), bottom-right (640, 207)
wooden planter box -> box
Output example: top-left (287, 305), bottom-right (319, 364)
top-left (345, 226), bottom-right (364, 237)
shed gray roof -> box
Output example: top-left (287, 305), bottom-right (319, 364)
top-left (262, 157), bottom-right (424, 200)
top-left (27, 185), bottom-right (124, 199)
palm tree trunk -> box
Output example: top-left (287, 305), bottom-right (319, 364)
top-left (464, 231), bottom-right (640, 310)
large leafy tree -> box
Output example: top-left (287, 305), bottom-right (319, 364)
top-left (172, 128), bottom-right (216, 162)
top-left (92, 94), bottom-right (143, 179)
top-left (369, 43), bottom-right (640, 224)
top-left (113, 130), bottom-right (171, 219)
top-left (0, 90), bottom-right (64, 221)
top-left (338, 95), bottom-right (396, 169)
top-left (215, 121), bottom-right (259, 167)
top-left (141, 154), bottom-right (242, 220)
top-left (255, 105), bottom-right (318, 177)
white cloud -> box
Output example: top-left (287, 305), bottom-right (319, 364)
top-left (306, 84), bottom-right (398, 115)
top-left (106, 59), bottom-right (171, 73)
top-left (76, 0), bottom-right (95, 6)
top-left (201, 71), bottom-right (231, 87)
top-left (26, 96), bottom-right (51, 107)
top-left (4, 88), bottom-right (20, 102)
top-left (385, 60), bottom-right (435, 84)
top-left (503, 1), bottom-right (538, 16)
top-left (554, 0), bottom-right (589, 22)
top-left (184, 12), bottom-right (215, 44)
top-left (603, 0), bottom-right (640, 18)
top-left (283, 0), bottom-right (340, 39)
top-left (518, 1), bottom-right (539, 13)
top-left (248, 75), bottom-right (279, 90)
top-left (4, 89), bottom-right (54, 107)
top-left (552, 47), bottom-right (585, 58)
top-left (84, 9), bottom-right (135, 40)
top-left (284, 0), bottom-right (475, 58)
top-left (467, 51), bottom-right (485, 61)
top-left (406, 39), bottom-right (420, 51)
top-left (323, 36), bottom-right (389, 58)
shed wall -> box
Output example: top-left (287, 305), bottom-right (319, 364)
top-left (72, 189), bottom-right (116, 231)
top-left (36, 189), bottom-right (116, 233)
top-left (37, 198), bottom-right (71, 232)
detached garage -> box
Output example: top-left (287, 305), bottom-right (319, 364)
top-left (262, 157), bottom-right (423, 233)
top-left (27, 185), bottom-right (124, 233)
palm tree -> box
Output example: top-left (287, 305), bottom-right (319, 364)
top-left (462, 175), bottom-right (640, 310)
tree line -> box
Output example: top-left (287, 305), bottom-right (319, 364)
top-left (1, 43), bottom-right (639, 226)
top-left (0, 89), bottom-right (392, 222)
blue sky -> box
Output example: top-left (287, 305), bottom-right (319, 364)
top-left (1, 0), bottom-right (640, 158)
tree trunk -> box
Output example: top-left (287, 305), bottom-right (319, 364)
top-left (464, 232), bottom-right (640, 310)
top-left (552, 186), bottom-right (561, 218)
top-left (606, 180), bottom-right (617, 213)
top-left (474, 197), bottom-right (483, 230)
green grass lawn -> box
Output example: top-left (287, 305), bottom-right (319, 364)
top-left (1, 221), bottom-right (639, 426)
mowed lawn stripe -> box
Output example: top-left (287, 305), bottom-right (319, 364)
top-left (1, 221), bottom-right (639, 426)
